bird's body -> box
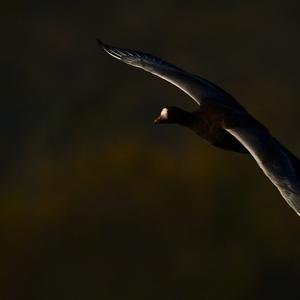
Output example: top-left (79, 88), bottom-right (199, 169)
top-left (171, 106), bottom-right (250, 153)
top-left (99, 39), bottom-right (300, 216)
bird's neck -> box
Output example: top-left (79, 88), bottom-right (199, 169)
top-left (175, 110), bottom-right (198, 128)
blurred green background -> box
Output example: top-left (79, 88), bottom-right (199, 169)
top-left (2, 1), bottom-right (300, 299)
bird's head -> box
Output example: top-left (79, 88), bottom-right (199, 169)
top-left (154, 106), bottom-right (195, 126)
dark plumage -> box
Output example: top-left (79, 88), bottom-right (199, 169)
top-left (98, 39), bottom-right (300, 216)
top-left (154, 106), bottom-right (249, 153)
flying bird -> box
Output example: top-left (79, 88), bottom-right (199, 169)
top-left (98, 39), bottom-right (300, 216)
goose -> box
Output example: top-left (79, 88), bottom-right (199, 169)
top-left (98, 39), bottom-right (300, 216)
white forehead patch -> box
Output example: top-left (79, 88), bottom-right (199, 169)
top-left (160, 108), bottom-right (168, 120)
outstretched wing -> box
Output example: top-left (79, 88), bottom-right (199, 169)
top-left (226, 124), bottom-right (300, 215)
top-left (98, 40), bottom-right (246, 112)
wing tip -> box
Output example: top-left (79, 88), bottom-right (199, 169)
top-left (97, 39), bottom-right (123, 60)
top-left (97, 39), bottom-right (112, 52)
top-left (96, 38), bottom-right (106, 49)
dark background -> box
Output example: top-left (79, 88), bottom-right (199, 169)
top-left (2, 1), bottom-right (300, 299)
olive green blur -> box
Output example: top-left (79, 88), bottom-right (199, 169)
top-left (2, 1), bottom-right (300, 299)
